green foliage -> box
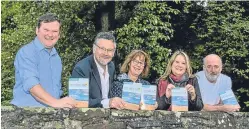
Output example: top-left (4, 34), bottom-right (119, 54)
top-left (1, 1), bottom-right (96, 104)
top-left (2, 2), bottom-right (35, 105)
top-left (189, 1), bottom-right (249, 110)
top-left (116, 2), bottom-right (180, 79)
top-left (1, 1), bottom-right (249, 111)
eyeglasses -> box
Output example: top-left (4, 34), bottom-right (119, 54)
top-left (132, 59), bottom-right (146, 66)
top-left (94, 43), bottom-right (115, 54)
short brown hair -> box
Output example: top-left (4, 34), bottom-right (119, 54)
top-left (120, 50), bottom-right (150, 77)
top-left (37, 13), bottom-right (60, 28)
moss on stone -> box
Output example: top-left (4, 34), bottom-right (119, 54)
top-left (76, 108), bottom-right (107, 114)
top-left (22, 107), bottom-right (46, 113)
top-left (1, 106), bottom-right (16, 111)
top-left (2, 107), bottom-right (249, 129)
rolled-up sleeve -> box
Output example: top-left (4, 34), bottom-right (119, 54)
top-left (17, 49), bottom-right (39, 93)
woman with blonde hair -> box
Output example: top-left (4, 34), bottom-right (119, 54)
top-left (111, 50), bottom-right (156, 110)
top-left (157, 50), bottom-right (203, 111)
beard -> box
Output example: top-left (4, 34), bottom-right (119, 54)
top-left (96, 56), bottom-right (112, 66)
top-left (204, 70), bottom-right (220, 82)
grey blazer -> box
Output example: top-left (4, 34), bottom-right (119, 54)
top-left (71, 54), bottom-right (115, 108)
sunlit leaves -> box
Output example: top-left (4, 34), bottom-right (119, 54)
top-left (1, 1), bottom-right (97, 103)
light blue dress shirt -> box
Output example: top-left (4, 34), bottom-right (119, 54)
top-left (11, 37), bottom-right (63, 107)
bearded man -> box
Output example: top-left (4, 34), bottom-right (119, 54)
top-left (196, 54), bottom-right (240, 112)
top-left (71, 32), bottom-right (125, 109)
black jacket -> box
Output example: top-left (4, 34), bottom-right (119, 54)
top-left (71, 54), bottom-right (115, 108)
top-left (157, 76), bottom-right (203, 111)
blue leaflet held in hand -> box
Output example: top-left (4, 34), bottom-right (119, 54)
top-left (142, 85), bottom-right (157, 105)
top-left (172, 87), bottom-right (188, 111)
top-left (69, 78), bottom-right (89, 101)
top-left (220, 90), bottom-right (239, 105)
top-left (122, 83), bottom-right (142, 104)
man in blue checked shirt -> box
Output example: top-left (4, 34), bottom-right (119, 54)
top-left (11, 13), bottom-right (76, 108)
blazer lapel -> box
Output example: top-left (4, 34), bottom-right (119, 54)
top-left (108, 62), bottom-right (114, 97)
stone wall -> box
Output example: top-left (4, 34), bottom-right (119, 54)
top-left (1, 106), bottom-right (249, 129)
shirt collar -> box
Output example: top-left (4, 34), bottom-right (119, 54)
top-left (34, 36), bottom-right (44, 51)
top-left (94, 55), bottom-right (108, 75)
top-left (49, 47), bottom-right (57, 56)
top-left (34, 36), bottom-right (58, 56)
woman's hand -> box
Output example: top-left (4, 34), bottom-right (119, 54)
top-left (140, 102), bottom-right (158, 110)
top-left (165, 84), bottom-right (175, 99)
top-left (185, 84), bottom-right (196, 100)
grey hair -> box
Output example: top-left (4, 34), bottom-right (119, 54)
top-left (94, 32), bottom-right (116, 47)
top-left (37, 13), bottom-right (61, 28)
top-left (203, 54), bottom-right (223, 66)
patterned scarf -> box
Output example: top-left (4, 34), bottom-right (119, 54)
top-left (158, 73), bottom-right (189, 97)
top-left (169, 73), bottom-right (189, 87)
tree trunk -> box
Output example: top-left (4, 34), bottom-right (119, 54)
top-left (95, 1), bottom-right (115, 32)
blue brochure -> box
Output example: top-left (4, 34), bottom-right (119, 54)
top-left (220, 90), bottom-right (239, 105)
top-left (142, 85), bottom-right (157, 105)
top-left (69, 78), bottom-right (89, 101)
top-left (172, 87), bottom-right (188, 111)
top-left (122, 83), bottom-right (142, 104)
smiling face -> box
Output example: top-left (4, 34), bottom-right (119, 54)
top-left (93, 39), bottom-right (115, 67)
top-left (128, 56), bottom-right (146, 78)
top-left (171, 55), bottom-right (187, 77)
top-left (36, 21), bottom-right (60, 49)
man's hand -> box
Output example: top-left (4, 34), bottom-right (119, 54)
top-left (75, 101), bottom-right (88, 108)
top-left (165, 84), bottom-right (175, 98)
top-left (51, 97), bottom-right (77, 108)
top-left (202, 104), bottom-right (241, 112)
top-left (30, 85), bottom-right (76, 108)
top-left (220, 104), bottom-right (241, 112)
top-left (185, 84), bottom-right (196, 100)
top-left (109, 97), bottom-right (126, 109)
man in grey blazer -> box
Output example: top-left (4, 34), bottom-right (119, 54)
top-left (71, 32), bottom-right (125, 109)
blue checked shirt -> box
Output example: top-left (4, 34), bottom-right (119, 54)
top-left (11, 37), bottom-right (63, 107)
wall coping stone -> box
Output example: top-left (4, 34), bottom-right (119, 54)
top-left (1, 106), bottom-right (249, 129)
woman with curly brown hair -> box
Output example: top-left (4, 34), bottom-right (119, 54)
top-left (111, 50), bottom-right (156, 110)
